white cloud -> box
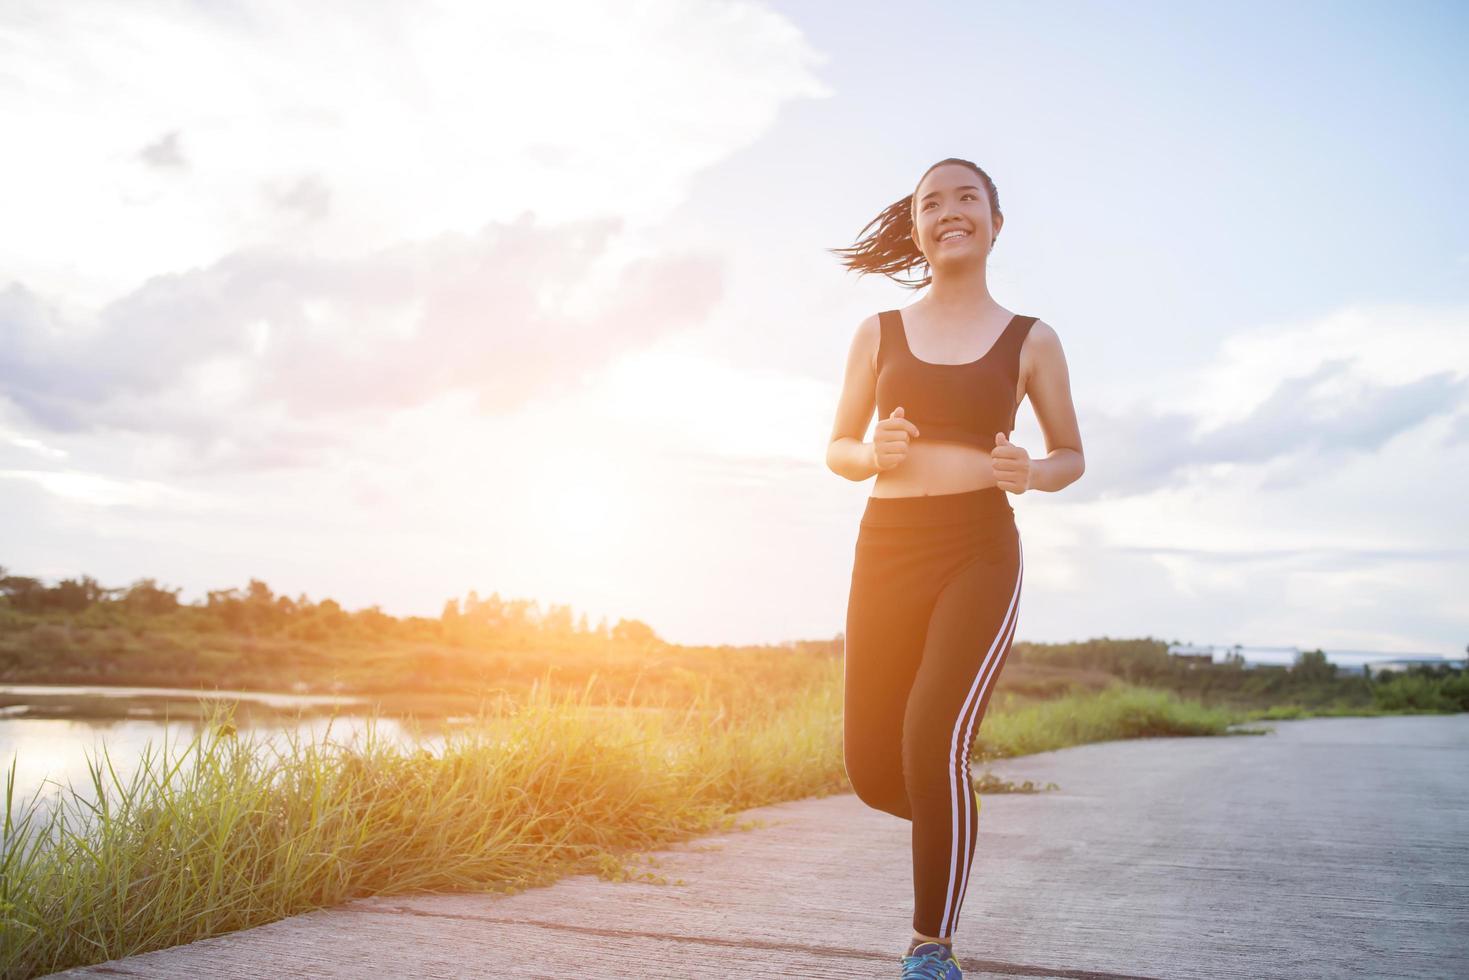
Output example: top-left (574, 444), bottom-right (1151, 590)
top-left (1154, 304), bottom-right (1469, 430)
top-left (1, 214), bottom-right (730, 477)
top-left (0, 467), bottom-right (213, 510)
top-left (0, 425), bottom-right (67, 460)
top-left (1036, 304), bottom-right (1469, 501)
top-left (0, 0), bottom-right (832, 310)
top-left (0, 0), bottom-right (833, 482)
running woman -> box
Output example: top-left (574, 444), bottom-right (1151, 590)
top-left (825, 158), bottom-right (1085, 979)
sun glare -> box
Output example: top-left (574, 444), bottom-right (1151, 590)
top-left (539, 481), bottom-right (622, 562)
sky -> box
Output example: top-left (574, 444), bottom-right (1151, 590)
top-left (1, 0), bottom-right (1466, 662)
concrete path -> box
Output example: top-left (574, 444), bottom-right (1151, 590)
top-left (46, 714), bottom-right (1469, 979)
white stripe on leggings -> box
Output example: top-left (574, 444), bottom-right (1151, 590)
top-left (948, 543), bottom-right (1022, 933)
top-left (938, 537), bottom-right (1023, 938)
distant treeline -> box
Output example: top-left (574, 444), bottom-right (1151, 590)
top-left (0, 565), bottom-right (838, 704)
top-left (0, 566), bottom-right (660, 647)
top-left (1007, 637), bottom-right (1469, 713)
top-left (1, 565), bottom-right (1464, 715)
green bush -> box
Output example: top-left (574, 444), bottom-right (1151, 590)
top-left (1371, 672), bottom-right (1459, 712)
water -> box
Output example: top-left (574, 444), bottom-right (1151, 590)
top-left (0, 684), bottom-right (464, 821)
top-left (0, 683), bottom-right (364, 710)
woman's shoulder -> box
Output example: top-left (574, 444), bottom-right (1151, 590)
top-left (853, 310), bottom-right (899, 347)
top-left (839, 311), bottom-right (887, 377)
top-left (850, 311), bottom-right (885, 350)
top-left (1021, 316), bottom-right (1062, 346)
top-left (1017, 317), bottom-right (1067, 377)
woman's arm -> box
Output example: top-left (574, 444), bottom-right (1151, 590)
top-left (1020, 320), bottom-right (1085, 493)
top-left (826, 313), bottom-right (882, 482)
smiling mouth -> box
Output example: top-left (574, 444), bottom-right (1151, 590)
top-left (936, 229), bottom-right (971, 243)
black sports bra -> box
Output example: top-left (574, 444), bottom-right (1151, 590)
top-left (875, 308), bottom-right (1037, 451)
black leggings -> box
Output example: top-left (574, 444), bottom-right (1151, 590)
top-left (843, 486), bottom-right (1023, 940)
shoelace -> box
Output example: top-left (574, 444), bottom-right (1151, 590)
top-left (900, 948), bottom-right (956, 980)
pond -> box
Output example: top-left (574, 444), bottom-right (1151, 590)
top-left (0, 683), bottom-right (466, 819)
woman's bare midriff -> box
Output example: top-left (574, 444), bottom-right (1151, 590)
top-left (870, 441), bottom-right (1002, 497)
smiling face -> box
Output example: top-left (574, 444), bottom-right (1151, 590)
top-left (910, 162), bottom-right (1001, 268)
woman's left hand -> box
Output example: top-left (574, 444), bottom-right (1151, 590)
top-left (992, 432), bottom-right (1031, 494)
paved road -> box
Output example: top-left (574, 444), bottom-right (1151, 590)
top-left (46, 714), bottom-right (1469, 979)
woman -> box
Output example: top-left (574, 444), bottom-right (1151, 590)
top-left (825, 158), bottom-right (1085, 979)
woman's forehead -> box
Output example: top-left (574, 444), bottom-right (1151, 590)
top-left (916, 163), bottom-right (977, 194)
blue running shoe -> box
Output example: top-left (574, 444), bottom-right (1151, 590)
top-left (901, 941), bottom-right (962, 979)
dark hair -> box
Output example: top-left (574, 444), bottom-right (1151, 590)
top-left (827, 157), bottom-right (1001, 290)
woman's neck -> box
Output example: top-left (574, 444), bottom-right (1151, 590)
top-left (922, 271), bottom-right (997, 318)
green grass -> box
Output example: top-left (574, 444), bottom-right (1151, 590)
top-left (0, 667), bottom-right (847, 978)
top-left (972, 684), bottom-right (1245, 761)
top-left (1, 672), bottom-right (1252, 979)
top-left (1238, 703), bottom-right (1389, 721)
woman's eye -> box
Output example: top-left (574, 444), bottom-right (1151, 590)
top-left (922, 194), bottom-right (975, 209)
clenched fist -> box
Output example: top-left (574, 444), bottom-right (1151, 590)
top-left (992, 431), bottom-right (1031, 493)
top-left (872, 407), bottom-right (920, 471)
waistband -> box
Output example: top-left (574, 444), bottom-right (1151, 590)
top-left (860, 486), bottom-right (1014, 527)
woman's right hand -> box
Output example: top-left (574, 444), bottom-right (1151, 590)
top-left (871, 406), bottom-right (920, 471)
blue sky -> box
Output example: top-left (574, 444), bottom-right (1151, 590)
top-left (1, 1), bottom-right (1465, 661)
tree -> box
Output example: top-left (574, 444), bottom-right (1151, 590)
top-left (0, 573), bottom-right (46, 611)
top-left (611, 618), bottom-right (661, 645)
top-left (1291, 648), bottom-right (1336, 683)
top-left (246, 579), bottom-right (274, 606)
top-left (49, 575), bottom-right (110, 612)
top-left (122, 578), bottom-right (182, 615)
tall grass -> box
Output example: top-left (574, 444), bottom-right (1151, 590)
top-left (1, 672), bottom-right (1245, 979)
top-left (972, 685), bottom-right (1243, 760)
top-left (0, 667), bottom-right (846, 979)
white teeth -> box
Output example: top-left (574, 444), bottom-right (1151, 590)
top-left (939, 230), bottom-right (969, 241)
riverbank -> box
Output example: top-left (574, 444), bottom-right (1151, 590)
top-left (3, 670), bottom-right (1251, 979)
